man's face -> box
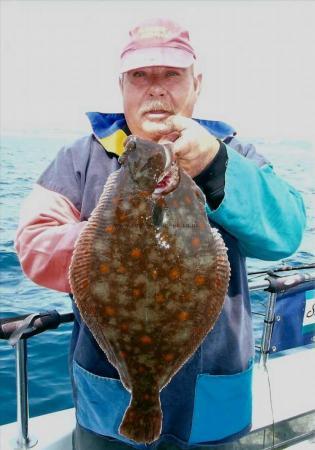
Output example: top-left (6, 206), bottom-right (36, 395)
top-left (120, 66), bottom-right (202, 141)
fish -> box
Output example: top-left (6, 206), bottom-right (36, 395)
top-left (69, 135), bottom-right (230, 444)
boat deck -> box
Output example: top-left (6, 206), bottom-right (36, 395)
top-left (1, 347), bottom-right (314, 449)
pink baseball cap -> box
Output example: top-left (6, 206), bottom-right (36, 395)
top-left (120, 18), bottom-right (196, 73)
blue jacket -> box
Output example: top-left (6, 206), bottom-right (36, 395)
top-left (36, 113), bottom-right (306, 448)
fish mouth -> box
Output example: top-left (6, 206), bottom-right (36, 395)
top-left (153, 162), bottom-right (179, 196)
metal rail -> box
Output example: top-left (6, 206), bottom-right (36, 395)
top-left (16, 340), bottom-right (37, 448)
top-left (248, 262), bottom-right (315, 276)
top-left (248, 270), bottom-right (315, 292)
top-left (0, 311), bottom-right (74, 449)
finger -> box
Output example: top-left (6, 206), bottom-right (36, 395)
top-left (172, 135), bottom-right (195, 158)
top-left (176, 159), bottom-right (194, 176)
top-left (167, 115), bottom-right (193, 133)
top-left (158, 131), bottom-right (180, 144)
top-left (156, 115), bottom-right (191, 136)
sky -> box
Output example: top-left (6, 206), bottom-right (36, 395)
top-left (1, 1), bottom-right (315, 140)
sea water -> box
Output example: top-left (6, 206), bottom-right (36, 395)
top-left (0, 132), bottom-right (314, 425)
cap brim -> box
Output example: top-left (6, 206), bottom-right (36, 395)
top-left (120, 47), bottom-right (195, 73)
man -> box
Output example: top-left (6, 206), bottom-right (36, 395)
top-left (15, 18), bottom-right (305, 450)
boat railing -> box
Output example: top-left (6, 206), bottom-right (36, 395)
top-left (0, 311), bottom-right (74, 448)
top-left (248, 265), bottom-right (315, 366)
top-left (1, 265), bottom-right (315, 449)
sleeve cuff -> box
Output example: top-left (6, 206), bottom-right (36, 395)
top-left (193, 141), bottom-right (228, 210)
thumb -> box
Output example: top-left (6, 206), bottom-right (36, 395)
top-left (158, 131), bottom-right (180, 144)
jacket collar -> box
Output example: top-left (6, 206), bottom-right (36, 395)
top-left (86, 112), bottom-right (236, 156)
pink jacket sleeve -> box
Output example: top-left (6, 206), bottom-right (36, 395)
top-left (15, 184), bottom-right (87, 293)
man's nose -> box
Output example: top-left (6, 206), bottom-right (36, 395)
top-left (148, 81), bottom-right (166, 97)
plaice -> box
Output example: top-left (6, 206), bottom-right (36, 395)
top-left (69, 135), bottom-right (230, 444)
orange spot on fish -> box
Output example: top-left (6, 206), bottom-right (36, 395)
top-left (80, 280), bottom-right (89, 290)
top-left (131, 248), bottom-right (142, 258)
top-left (163, 353), bottom-right (174, 362)
top-left (104, 225), bottom-right (115, 233)
top-left (140, 335), bottom-right (152, 345)
top-left (104, 306), bottom-right (116, 316)
top-left (117, 265), bottom-right (126, 273)
top-left (138, 366), bottom-right (145, 373)
top-left (169, 267), bottom-right (180, 280)
top-left (119, 350), bottom-right (127, 358)
top-left (194, 275), bottom-right (206, 286)
top-left (143, 393), bottom-right (150, 400)
top-left (100, 263), bottom-right (110, 274)
top-left (120, 323), bottom-right (129, 332)
top-left (178, 311), bottom-right (189, 321)
top-left (132, 288), bottom-right (142, 298)
top-left (155, 293), bottom-right (166, 304)
top-left (191, 236), bottom-right (201, 248)
top-left (172, 199), bottom-right (179, 208)
top-left (199, 221), bottom-right (206, 230)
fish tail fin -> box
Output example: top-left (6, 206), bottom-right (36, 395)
top-left (119, 390), bottom-right (162, 444)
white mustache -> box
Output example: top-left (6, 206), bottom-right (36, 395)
top-left (140, 101), bottom-right (173, 114)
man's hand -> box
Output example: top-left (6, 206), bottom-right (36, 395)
top-left (158, 115), bottom-right (220, 178)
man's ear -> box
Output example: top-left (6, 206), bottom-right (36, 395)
top-left (194, 73), bottom-right (202, 97)
top-left (119, 74), bottom-right (123, 92)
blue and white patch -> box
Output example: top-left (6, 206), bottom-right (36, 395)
top-left (302, 289), bottom-right (315, 335)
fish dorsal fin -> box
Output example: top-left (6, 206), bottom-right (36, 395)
top-left (69, 167), bottom-right (131, 388)
top-left (69, 169), bottom-right (121, 301)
